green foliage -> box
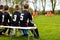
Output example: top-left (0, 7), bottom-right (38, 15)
top-left (55, 10), bottom-right (60, 15)
top-left (15, 0), bottom-right (20, 4)
top-left (28, 7), bottom-right (33, 13)
top-left (5, 0), bottom-right (8, 2)
top-left (9, 7), bottom-right (15, 13)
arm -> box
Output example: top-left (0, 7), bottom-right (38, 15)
top-left (8, 14), bottom-right (12, 26)
top-left (29, 13), bottom-right (32, 21)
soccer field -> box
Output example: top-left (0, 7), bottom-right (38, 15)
top-left (0, 15), bottom-right (60, 40)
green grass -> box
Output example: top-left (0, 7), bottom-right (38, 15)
top-left (0, 15), bottom-right (60, 40)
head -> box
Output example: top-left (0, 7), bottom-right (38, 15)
top-left (3, 5), bottom-right (9, 11)
top-left (23, 3), bottom-right (29, 10)
top-left (15, 4), bottom-right (20, 11)
top-left (0, 5), bottom-right (3, 10)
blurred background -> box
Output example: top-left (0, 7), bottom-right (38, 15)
top-left (0, 0), bottom-right (60, 15)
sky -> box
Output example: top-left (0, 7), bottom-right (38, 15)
top-left (0, 0), bottom-right (60, 11)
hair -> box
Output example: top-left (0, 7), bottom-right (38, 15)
top-left (15, 5), bottom-right (20, 10)
top-left (4, 5), bottom-right (9, 10)
top-left (0, 5), bottom-right (3, 9)
top-left (24, 3), bottom-right (29, 9)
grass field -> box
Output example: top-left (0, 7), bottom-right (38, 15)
top-left (0, 15), bottom-right (60, 40)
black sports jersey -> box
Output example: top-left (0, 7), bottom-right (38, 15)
top-left (2, 12), bottom-right (12, 26)
top-left (12, 11), bottom-right (20, 26)
top-left (0, 11), bottom-right (3, 25)
top-left (20, 10), bottom-right (32, 27)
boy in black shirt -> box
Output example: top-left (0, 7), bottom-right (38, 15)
top-left (0, 5), bottom-right (3, 25)
top-left (20, 4), bottom-right (33, 36)
top-left (21, 4), bottom-right (39, 38)
top-left (2, 5), bottom-right (12, 35)
top-left (12, 5), bottom-right (20, 26)
top-left (11, 5), bottom-right (21, 36)
top-left (0, 5), bottom-right (4, 35)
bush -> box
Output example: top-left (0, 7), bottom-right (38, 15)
top-left (55, 10), bottom-right (60, 15)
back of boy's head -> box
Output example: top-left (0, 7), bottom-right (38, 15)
top-left (4, 5), bottom-right (9, 10)
top-left (0, 5), bottom-right (3, 10)
top-left (24, 3), bottom-right (29, 9)
top-left (15, 5), bottom-right (20, 10)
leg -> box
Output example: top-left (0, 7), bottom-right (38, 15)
top-left (29, 23), bottom-right (39, 38)
top-left (2, 28), bottom-right (7, 33)
top-left (11, 28), bottom-right (15, 36)
top-left (31, 28), bottom-right (39, 38)
top-left (23, 29), bottom-right (28, 36)
top-left (18, 29), bottom-right (24, 36)
top-left (0, 29), bottom-right (3, 35)
top-left (8, 28), bottom-right (11, 35)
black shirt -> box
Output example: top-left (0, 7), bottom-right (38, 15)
top-left (20, 10), bottom-right (32, 27)
top-left (12, 11), bottom-right (20, 26)
top-left (2, 12), bottom-right (12, 26)
top-left (0, 11), bottom-right (3, 24)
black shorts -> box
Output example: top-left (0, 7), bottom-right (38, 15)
top-left (20, 23), bottom-right (27, 27)
top-left (12, 23), bottom-right (19, 26)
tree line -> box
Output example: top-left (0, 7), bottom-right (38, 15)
top-left (0, 0), bottom-right (60, 14)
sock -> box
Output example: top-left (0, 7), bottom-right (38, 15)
top-left (11, 29), bottom-right (15, 35)
top-left (19, 30), bottom-right (24, 36)
top-left (23, 29), bottom-right (28, 36)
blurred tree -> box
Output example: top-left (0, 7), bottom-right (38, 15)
top-left (41, 0), bottom-right (46, 14)
top-left (31, 0), bottom-right (37, 15)
top-left (28, 7), bottom-right (33, 13)
top-left (15, 0), bottom-right (20, 4)
top-left (0, 0), bottom-right (1, 4)
top-left (20, 0), bottom-right (24, 11)
top-left (5, 0), bottom-right (8, 5)
top-left (50, 0), bottom-right (56, 14)
top-left (34, 0), bottom-right (37, 12)
top-left (5, 0), bottom-right (11, 5)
